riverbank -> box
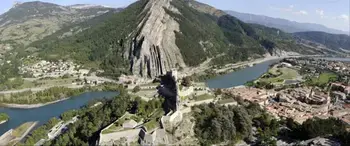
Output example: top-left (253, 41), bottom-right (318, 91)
top-left (0, 98), bottom-right (68, 109)
top-left (0, 83), bottom-right (123, 109)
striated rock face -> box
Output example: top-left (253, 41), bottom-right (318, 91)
top-left (128, 0), bottom-right (186, 78)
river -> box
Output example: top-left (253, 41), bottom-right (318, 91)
top-left (206, 57), bottom-right (350, 88)
top-left (206, 59), bottom-right (281, 88)
top-left (0, 92), bottom-right (118, 135)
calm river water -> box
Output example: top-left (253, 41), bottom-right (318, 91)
top-left (0, 92), bottom-right (118, 135)
top-left (206, 59), bottom-right (281, 88)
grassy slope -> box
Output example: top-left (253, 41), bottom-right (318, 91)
top-left (258, 66), bottom-right (299, 84)
top-left (310, 73), bottom-right (337, 85)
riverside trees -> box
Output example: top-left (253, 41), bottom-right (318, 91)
top-left (0, 113), bottom-right (9, 123)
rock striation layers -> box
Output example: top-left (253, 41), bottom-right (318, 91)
top-left (128, 0), bottom-right (185, 78)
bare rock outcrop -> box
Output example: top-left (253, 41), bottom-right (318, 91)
top-left (129, 0), bottom-right (186, 78)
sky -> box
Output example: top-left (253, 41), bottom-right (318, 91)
top-left (0, 0), bottom-right (349, 32)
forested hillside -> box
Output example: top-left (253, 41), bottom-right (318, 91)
top-left (30, 0), bottom-right (149, 78)
top-left (28, 0), bottom-right (321, 79)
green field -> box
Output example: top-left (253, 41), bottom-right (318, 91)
top-left (258, 66), bottom-right (299, 84)
top-left (307, 73), bottom-right (337, 87)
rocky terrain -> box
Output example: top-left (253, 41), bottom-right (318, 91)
top-left (129, 0), bottom-right (186, 77)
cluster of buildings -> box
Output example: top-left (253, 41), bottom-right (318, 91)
top-left (270, 86), bottom-right (350, 124)
top-left (19, 60), bottom-right (89, 78)
top-left (224, 85), bottom-right (350, 125)
top-left (286, 58), bottom-right (350, 76)
top-left (18, 60), bottom-right (112, 86)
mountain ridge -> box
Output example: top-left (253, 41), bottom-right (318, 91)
top-left (28, 0), bottom-right (328, 79)
top-left (225, 10), bottom-right (349, 35)
top-left (0, 1), bottom-right (118, 49)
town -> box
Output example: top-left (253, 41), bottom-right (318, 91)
top-left (17, 58), bottom-right (115, 87)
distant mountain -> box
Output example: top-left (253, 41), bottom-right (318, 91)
top-left (29, 0), bottom-right (327, 79)
top-left (294, 31), bottom-right (350, 51)
top-left (225, 10), bottom-right (349, 35)
top-left (0, 1), bottom-right (118, 48)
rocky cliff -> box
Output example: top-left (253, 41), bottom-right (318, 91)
top-left (129, 0), bottom-right (185, 77)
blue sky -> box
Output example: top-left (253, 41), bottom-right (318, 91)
top-left (1, 0), bottom-right (349, 32)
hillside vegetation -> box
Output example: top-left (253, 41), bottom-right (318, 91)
top-left (24, 0), bottom-right (321, 79)
top-left (30, 0), bottom-right (149, 78)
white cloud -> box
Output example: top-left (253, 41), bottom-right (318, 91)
top-left (316, 9), bottom-right (324, 17)
top-left (269, 5), bottom-right (308, 16)
top-left (338, 14), bottom-right (349, 21)
top-left (294, 10), bottom-right (308, 15)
